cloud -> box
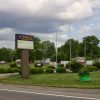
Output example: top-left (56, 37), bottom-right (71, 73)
top-left (0, 0), bottom-right (99, 48)
top-left (0, 0), bottom-right (93, 33)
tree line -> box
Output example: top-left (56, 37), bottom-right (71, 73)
top-left (0, 35), bottom-right (100, 62)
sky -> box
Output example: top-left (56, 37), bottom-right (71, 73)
top-left (0, 0), bottom-right (100, 49)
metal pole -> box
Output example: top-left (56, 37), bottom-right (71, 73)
top-left (69, 23), bottom-right (72, 63)
top-left (76, 49), bottom-right (77, 57)
top-left (91, 49), bottom-right (92, 59)
top-left (56, 32), bottom-right (58, 68)
top-left (84, 27), bottom-right (87, 65)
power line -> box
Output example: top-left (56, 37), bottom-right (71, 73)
top-left (87, 0), bottom-right (100, 8)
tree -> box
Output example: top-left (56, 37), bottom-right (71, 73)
top-left (80, 35), bottom-right (100, 59)
top-left (42, 41), bottom-right (55, 59)
top-left (29, 37), bottom-right (43, 62)
top-left (58, 39), bottom-right (80, 60)
top-left (0, 47), bottom-right (13, 62)
top-left (51, 52), bottom-right (67, 62)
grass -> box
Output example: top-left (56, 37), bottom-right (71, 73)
top-left (0, 63), bottom-right (10, 68)
top-left (0, 71), bottom-right (100, 89)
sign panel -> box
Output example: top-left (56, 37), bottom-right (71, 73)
top-left (15, 34), bottom-right (34, 49)
top-left (86, 60), bottom-right (93, 65)
top-left (76, 57), bottom-right (85, 64)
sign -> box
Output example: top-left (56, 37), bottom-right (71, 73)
top-left (61, 61), bottom-right (69, 67)
top-left (86, 60), bottom-right (93, 65)
top-left (15, 34), bottom-right (34, 49)
top-left (15, 34), bottom-right (34, 79)
top-left (49, 62), bottom-right (56, 68)
top-left (76, 57), bottom-right (85, 64)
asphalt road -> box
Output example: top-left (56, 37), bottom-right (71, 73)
top-left (0, 84), bottom-right (100, 100)
top-left (0, 90), bottom-right (95, 100)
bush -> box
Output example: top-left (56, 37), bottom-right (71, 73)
top-left (93, 62), bottom-right (100, 70)
top-left (56, 67), bottom-right (66, 73)
top-left (37, 68), bottom-right (44, 74)
top-left (45, 68), bottom-right (54, 73)
top-left (0, 67), bottom-right (18, 73)
top-left (10, 62), bottom-right (17, 68)
top-left (18, 69), bottom-right (21, 75)
top-left (6, 68), bottom-right (16, 73)
top-left (85, 66), bottom-right (97, 72)
top-left (70, 62), bottom-right (83, 73)
top-left (30, 67), bottom-right (37, 74)
top-left (34, 63), bottom-right (43, 67)
top-left (47, 65), bottom-right (55, 69)
top-left (66, 63), bottom-right (70, 69)
top-left (79, 67), bottom-right (90, 76)
top-left (58, 64), bottom-right (64, 67)
top-left (0, 68), bottom-right (7, 73)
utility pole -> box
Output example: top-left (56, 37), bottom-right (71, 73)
top-left (56, 32), bottom-right (58, 68)
top-left (83, 27), bottom-right (87, 65)
top-left (91, 49), bottom-right (92, 59)
top-left (69, 23), bottom-right (72, 63)
top-left (76, 49), bottom-right (78, 57)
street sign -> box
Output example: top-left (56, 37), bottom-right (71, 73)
top-left (15, 34), bottom-right (34, 49)
top-left (15, 34), bottom-right (34, 79)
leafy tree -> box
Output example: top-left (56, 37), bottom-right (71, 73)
top-left (0, 47), bottom-right (12, 62)
top-left (80, 35), bottom-right (100, 59)
top-left (29, 37), bottom-right (43, 62)
top-left (58, 39), bottom-right (80, 60)
top-left (51, 52), bottom-right (67, 62)
top-left (42, 41), bottom-right (55, 59)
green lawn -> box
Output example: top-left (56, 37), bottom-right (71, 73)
top-left (0, 71), bottom-right (100, 89)
top-left (0, 63), bottom-right (10, 68)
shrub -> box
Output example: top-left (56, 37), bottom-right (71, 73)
top-left (56, 67), bottom-right (66, 73)
top-left (85, 66), bottom-right (97, 72)
top-left (70, 62), bottom-right (83, 73)
top-left (30, 67), bottom-right (37, 74)
top-left (79, 67), bottom-right (90, 76)
top-left (58, 64), bottom-right (64, 67)
top-left (37, 68), bottom-right (44, 74)
top-left (10, 62), bottom-right (17, 68)
top-left (34, 63), bottom-right (43, 67)
top-left (6, 68), bottom-right (16, 73)
top-left (0, 68), bottom-right (7, 73)
top-left (48, 65), bottom-right (55, 69)
top-left (18, 69), bottom-right (21, 75)
top-left (93, 62), bottom-right (100, 70)
top-left (66, 63), bottom-right (70, 69)
top-left (45, 68), bottom-right (54, 73)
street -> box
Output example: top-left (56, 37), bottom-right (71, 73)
top-left (0, 90), bottom-right (97, 100)
top-left (0, 84), bottom-right (99, 100)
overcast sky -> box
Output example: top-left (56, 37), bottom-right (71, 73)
top-left (0, 0), bottom-right (100, 49)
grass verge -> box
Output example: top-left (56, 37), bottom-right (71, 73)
top-left (0, 71), bottom-right (100, 89)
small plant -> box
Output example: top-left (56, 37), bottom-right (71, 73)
top-left (70, 61), bottom-right (83, 73)
top-left (0, 68), bottom-right (7, 73)
top-left (66, 63), bottom-right (70, 69)
top-left (6, 68), bottom-right (16, 73)
top-left (93, 62), bottom-right (100, 70)
top-left (30, 67), bottom-right (37, 74)
top-left (58, 64), bottom-right (64, 67)
top-left (10, 62), bottom-right (17, 68)
top-left (56, 67), bottom-right (66, 73)
top-left (78, 67), bottom-right (91, 81)
top-left (37, 68), bottom-right (44, 74)
top-left (85, 66), bottom-right (97, 72)
top-left (79, 68), bottom-right (90, 76)
top-left (34, 63), bottom-right (43, 67)
top-left (45, 68), bottom-right (54, 73)
top-left (18, 69), bottom-right (21, 75)
top-left (48, 65), bottom-right (55, 69)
